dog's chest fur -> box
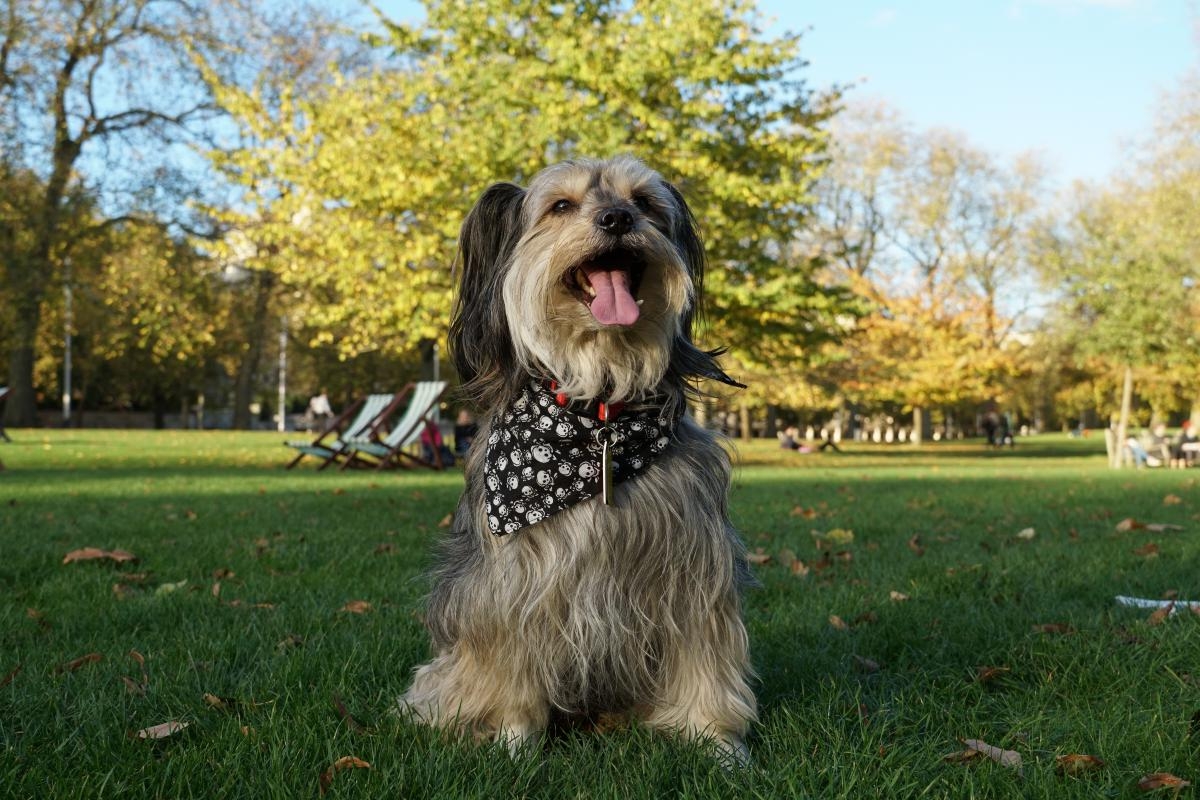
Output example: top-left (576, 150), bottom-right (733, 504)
top-left (426, 414), bottom-right (749, 712)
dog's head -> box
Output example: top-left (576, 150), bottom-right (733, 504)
top-left (449, 155), bottom-right (737, 407)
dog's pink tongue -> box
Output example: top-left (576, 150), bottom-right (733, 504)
top-left (584, 266), bottom-right (640, 326)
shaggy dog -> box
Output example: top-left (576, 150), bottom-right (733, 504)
top-left (400, 155), bottom-right (756, 764)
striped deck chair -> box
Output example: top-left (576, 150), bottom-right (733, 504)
top-left (340, 381), bottom-right (448, 471)
top-left (283, 392), bottom-right (399, 470)
top-left (0, 387), bottom-right (9, 442)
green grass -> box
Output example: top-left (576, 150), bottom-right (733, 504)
top-left (1, 430), bottom-right (1198, 799)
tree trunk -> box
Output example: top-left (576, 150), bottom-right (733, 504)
top-left (232, 274), bottom-right (275, 430)
top-left (5, 296), bottom-right (43, 428)
top-left (911, 406), bottom-right (924, 447)
top-left (739, 403), bottom-right (751, 441)
top-left (1112, 364), bottom-right (1133, 469)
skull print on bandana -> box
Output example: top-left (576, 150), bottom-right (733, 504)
top-left (484, 382), bottom-right (679, 535)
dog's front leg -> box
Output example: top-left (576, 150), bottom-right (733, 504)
top-left (401, 643), bottom-right (550, 755)
top-left (641, 611), bottom-right (757, 767)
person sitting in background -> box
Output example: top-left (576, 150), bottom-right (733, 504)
top-left (305, 389), bottom-right (333, 431)
top-left (1170, 420), bottom-right (1198, 468)
top-left (778, 426), bottom-right (800, 450)
top-left (1148, 422), bottom-right (1171, 463)
top-left (1126, 434), bottom-right (1162, 468)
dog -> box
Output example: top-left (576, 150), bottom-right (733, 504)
top-left (400, 155), bottom-right (756, 765)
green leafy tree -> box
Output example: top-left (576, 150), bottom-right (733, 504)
top-left (204, 0), bottom-right (848, 401)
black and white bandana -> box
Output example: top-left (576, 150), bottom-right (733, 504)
top-left (484, 382), bottom-right (679, 535)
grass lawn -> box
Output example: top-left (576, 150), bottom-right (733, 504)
top-left (1, 429), bottom-right (1197, 798)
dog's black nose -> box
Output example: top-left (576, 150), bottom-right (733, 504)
top-left (596, 207), bottom-right (634, 235)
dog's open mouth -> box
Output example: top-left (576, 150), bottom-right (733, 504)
top-left (563, 248), bottom-right (646, 327)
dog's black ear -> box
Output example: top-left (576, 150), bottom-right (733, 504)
top-left (449, 182), bottom-right (527, 404)
top-left (665, 183), bottom-right (745, 390)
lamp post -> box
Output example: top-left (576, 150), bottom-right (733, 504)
top-left (62, 257), bottom-right (72, 426)
top-left (277, 315), bottom-right (287, 433)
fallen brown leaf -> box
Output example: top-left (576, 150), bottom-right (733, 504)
top-left (1144, 523), bottom-right (1184, 533)
top-left (745, 550), bottom-right (771, 566)
top-left (211, 567), bottom-right (235, 579)
top-left (852, 655), bottom-right (880, 673)
top-left (1116, 517), bottom-right (1145, 532)
top-left (63, 547), bottom-right (137, 565)
top-left (976, 666), bottom-right (1010, 685)
top-left (1133, 543), bottom-right (1161, 558)
top-left (437, 513), bottom-right (453, 528)
top-left (1137, 772), bottom-right (1191, 792)
top-left (373, 543), bottom-right (397, 555)
top-left (1, 664), bottom-right (21, 687)
top-left (1164, 494), bottom-right (1183, 505)
top-left (340, 600), bottom-right (373, 615)
top-left (135, 720), bottom-right (188, 740)
top-left (829, 615), bottom-right (849, 631)
top-left (55, 652), bottom-right (103, 673)
top-left (120, 676), bottom-right (146, 695)
top-left (26, 608), bottom-right (51, 631)
top-left (889, 591), bottom-right (910, 602)
top-left (332, 693), bottom-right (368, 734)
top-left (1055, 753), bottom-right (1106, 776)
top-left (791, 505), bottom-right (819, 519)
top-left (790, 559), bottom-right (810, 577)
top-left (319, 756), bottom-right (371, 796)
top-left (1033, 623), bottom-right (1075, 635)
top-left (908, 535), bottom-right (925, 557)
top-left (1147, 602), bottom-right (1176, 627)
top-left (962, 738), bottom-right (1023, 771)
top-left (277, 634), bottom-right (304, 651)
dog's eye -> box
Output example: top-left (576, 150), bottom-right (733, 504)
top-left (551, 198), bottom-right (574, 214)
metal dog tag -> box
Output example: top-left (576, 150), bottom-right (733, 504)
top-left (594, 426), bottom-right (615, 505)
top-left (601, 435), bottom-right (613, 505)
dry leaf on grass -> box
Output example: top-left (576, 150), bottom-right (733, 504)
top-left (1137, 773), bottom-right (1191, 792)
top-left (121, 676), bottom-right (146, 696)
top-left (26, 608), bottom-right (51, 631)
top-left (318, 756), bottom-right (371, 796)
top-left (1147, 602), bottom-right (1176, 627)
top-left (1016, 527), bottom-right (1036, 540)
top-left (1133, 543), bottom-right (1161, 558)
top-left (1164, 494), bottom-right (1183, 505)
top-left (1033, 623), bottom-right (1075, 635)
top-left (852, 655), bottom-right (880, 673)
top-left (889, 591), bottom-right (910, 602)
top-left (340, 600), bottom-right (373, 614)
top-left (790, 559), bottom-right (810, 578)
top-left (55, 652), bottom-right (102, 673)
top-left (277, 634), bottom-right (304, 652)
top-left (1055, 753), bottom-right (1106, 776)
top-left (332, 694), bottom-right (368, 734)
top-left (63, 547), bottom-right (137, 565)
top-left (829, 615), bottom-right (849, 631)
top-left (745, 550), bottom-right (771, 566)
top-left (135, 720), bottom-right (188, 740)
top-left (945, 739), bottom-right (1023, 774)
top-left (976, 666), bottom-right (1010, 685)
top-left (437, 513), bottom-right (453, 528)
top-left (1, 664), bottom-right (21, 687)
top-left (908, 535), bottom-right (925, 557)
top-left (1116, 518), bottom-right (1184, 533)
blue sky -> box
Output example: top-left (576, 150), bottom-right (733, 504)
top-left (373, 0), bottom-right (1197, 186)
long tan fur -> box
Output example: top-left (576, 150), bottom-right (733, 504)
top-left (401, 156), bottom-right (756, 764)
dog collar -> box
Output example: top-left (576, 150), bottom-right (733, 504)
top-left (483, 381), bottom-right (679, 535)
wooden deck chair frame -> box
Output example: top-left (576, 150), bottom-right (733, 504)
top-left (340, 380), bottom-right (448, 471)
top-left (283, 392), bottom-right (401, 470)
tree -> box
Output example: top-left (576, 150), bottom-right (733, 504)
top-left (0, 0), bottom-right (230, 427)
top-left (204, 0), bottom-right (850, 404)
top-left (811, 105), bottom-right (1044, 443)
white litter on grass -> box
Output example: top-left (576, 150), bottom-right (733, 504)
top-left (1115, 596), bottom-right (1200, 615)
